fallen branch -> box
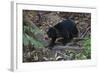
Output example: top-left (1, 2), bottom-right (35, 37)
top-left (73, 38), bottom-right (85, 42)
top-left (52, 45), bottom-right (84, 50)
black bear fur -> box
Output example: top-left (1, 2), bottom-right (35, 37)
top-left (47, 19), bottom-right (78, 49)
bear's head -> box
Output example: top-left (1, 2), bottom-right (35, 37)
top-left (47, 27), bottom-right (57, 38)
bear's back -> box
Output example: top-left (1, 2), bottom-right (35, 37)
top-left (61, 19), bottom-right (75, 31)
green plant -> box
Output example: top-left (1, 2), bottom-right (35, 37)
top-left (75, 36), bottom-right (91, 60)
top-left (23, 22), bottom-right (47, 49)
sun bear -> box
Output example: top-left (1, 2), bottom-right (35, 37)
top-left (47, 19), bottom-right (78, 49)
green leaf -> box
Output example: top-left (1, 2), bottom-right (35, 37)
top-left (23, 33), bottom-right (29, 46)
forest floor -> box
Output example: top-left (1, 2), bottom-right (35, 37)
top-left (23, 10), bottom-right (91, 62)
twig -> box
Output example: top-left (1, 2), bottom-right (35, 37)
top-left (80, 26), bottom-right (90, 38)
